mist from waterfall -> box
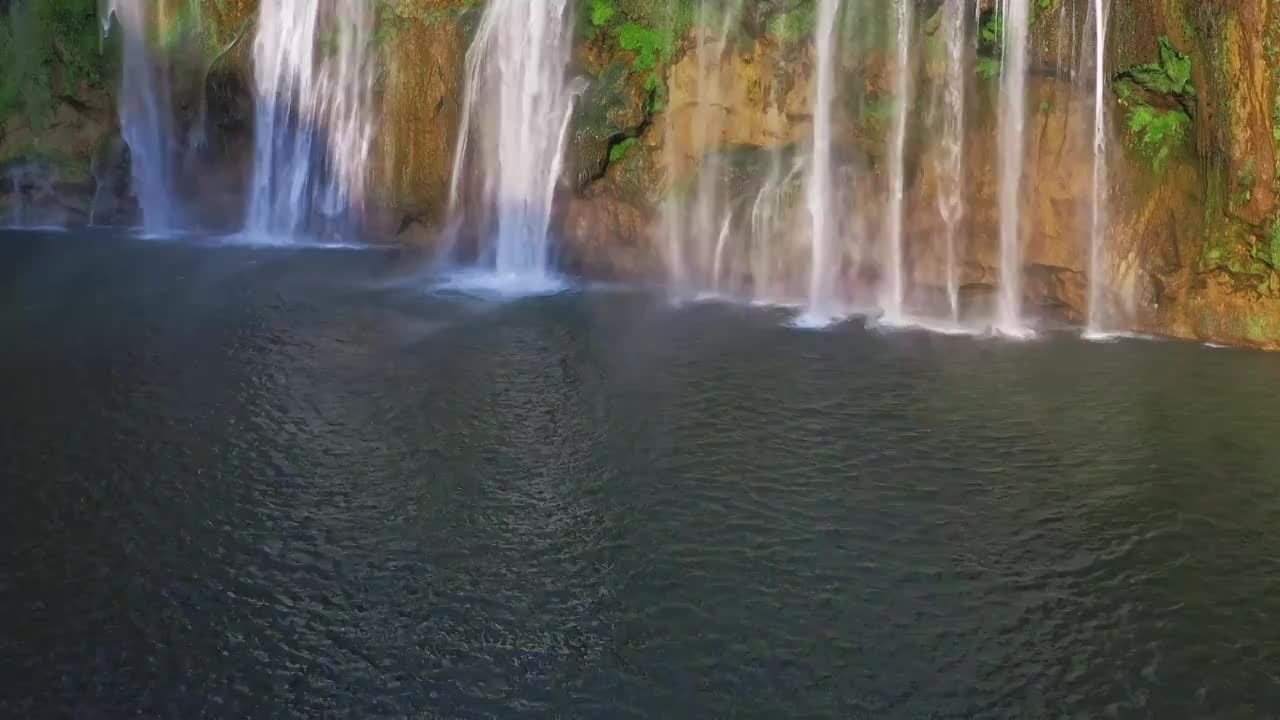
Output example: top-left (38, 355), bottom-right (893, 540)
top-left (447, 0), bottom-right (579, 285)
top-left (1087, 0), bottom-right (1110, 335)
top-left (995, 0), bottom-right (1031, 335)
top-left (99, 0), bottom-right (180, 233)
top-left (248, 0), bottom-right (374, 239)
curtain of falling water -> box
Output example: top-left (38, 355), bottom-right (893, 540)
top-left (745, 34), bottom-right (804, 303)
top-left (804, 0), bottom-right (841, 321)
top-left (660, 0), bottom-right (745, 294)
top-left (662, 0), bottom-right (688, 289)
top-left (99, 0), bottom-right (180, 233)
top-left (447, 0), bottom-right (579, 282)
top-left (8, 167), bottom-right (25, 226)
top-left (882, 0), bottom-right (913, 323)
top-left (995, 0), bottom-right (1031, 335)
top-left (938, 0), bottom-right (969, 325)
top-left (1087, 0), bottom-right (1111, 334)
top-left (248, 0), bottom-right (374, 239)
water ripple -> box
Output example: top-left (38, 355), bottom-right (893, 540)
top-left (0, 232), bottom-right (1279, 717)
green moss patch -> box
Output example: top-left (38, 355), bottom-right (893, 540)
top-left (1126, 104), bottom-right (1191, 174)
top-left (608, 136), bottom-right (638, 163)
top-left (1113, 36), bottom-right (1196, 110)
top-left (1, 0), bottom-right (110, 130)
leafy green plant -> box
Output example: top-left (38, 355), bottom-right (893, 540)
top-left (976, 57), bottom-right (1001, 81)
top-left (590, 0), bottom-right (616, 28)
top-left (1127, 105), bottom-right (1190, 173)
top-left (1113, 36), bottom-right (1195, 103)
top-left (616, 23), bottom-right (673, 71)
top-left (608, 137), bottom-right (638, 163)
top-left (768, 6), bottom-right (817, 43)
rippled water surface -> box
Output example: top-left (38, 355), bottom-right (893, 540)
top-left (2, 229), bottom-right (1280, 718)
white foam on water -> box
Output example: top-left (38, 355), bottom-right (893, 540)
top-left (432, 268), bottom-right (572, 301)
top-left (790, 309), bottom-right (849, 330)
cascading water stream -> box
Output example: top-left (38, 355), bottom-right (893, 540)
top-left (711, 212), bottom-right (734, 291)
top-left (995, 0), bottom-right (1031, 335)
top-left (699, 4), bottom-right (744, 290)
top-left (99, 0), bottom-right (179, 233)
top-left (662, 0), bottom-right (687, 289)
top-left (882, 0), bottom-right (913, 323)
top-left (8, 167), bottom-right (25, 227)
top-left (248, 0), bottom-right (374, 239)
top-left (662, 0), bottom-right (744, 294)
top-left (805, 0), bottom-right (841, 322)
top-left (749, 156), bottom-right (806, 301)
top-left (938, 0), bottom-right (968, 324)
top-left (88, 165), bottom-right (104, 227)
top-left (1086, 0), bottom-right (1110, 335)
top-left (448, 0), bottom-right (579, 284)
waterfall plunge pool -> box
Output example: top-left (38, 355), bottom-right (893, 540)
top-left (2, 228), bottom-right (1279, 717)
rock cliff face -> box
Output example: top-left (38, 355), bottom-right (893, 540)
top-left (364, 1), bottom-right (476, 242)
top-left (3, 0), bottom-right (1280, 348)
top-left (550, 0), bottom-right (1280, 348)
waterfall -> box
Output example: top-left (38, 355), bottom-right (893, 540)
top-left (88, 166), bottom-right (104, 227)
top-left (99, 0), bottom-right (180, 233)
top-left (659, 1), bottom-right (744, 294)
top-left (693, 4), bottom-right (743, 291)
top-left (748, 150), bottom-right (805, 302)
top-left (882, 0), bottom-right (913, 323)
top-left (711, 211), bottom-right (734, 291)
top-left (248, 0), bottom-right (374, 239)
top-left (662, 0), bottom-right (687, 289)
top-left (749, 154), bottom-right (787, 299)
top-left (805, 0), bottom-right (841, 321)
top-left (447, 0), bottom-right (579, 283)
top-left (8, 167), bottom-right (25, 227)
top-left (1086, 0), bottom-right (1110, 334)
top-left (689, 4), bottom-right (721, 288)
top-left (938, 0), bottom-right (968, 324)
top-left (995, 0), bottom-right (1031, 335)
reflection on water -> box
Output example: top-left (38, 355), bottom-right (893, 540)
top-left (1, 229), bottom-right (1279, 718)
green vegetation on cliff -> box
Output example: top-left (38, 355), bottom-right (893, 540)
top-left (767, 4), bottom-right (815, 43)
top-left (1114, 36), bottom-right (1196, 110)
top-left (0, 0), bottom-right (111, 131)
top-left (1112, 37), bottom-right (1196, 176)
top-left (1125, 104), bottom-right (1191, 174)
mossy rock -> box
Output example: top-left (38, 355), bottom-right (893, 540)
top-left (564, 61), bottom-right (651, 190)
top-left (608, 138), bottom-right (661, 203)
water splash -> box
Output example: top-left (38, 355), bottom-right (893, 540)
top-left (806, 0), bottom-right (841, 319)
top-left (1086, 0), bottom-right (1110, 334)
top-left (99, 0), bottom-right (180, 233)
top-left (882, 0), bottom-right (913, 323)
top-left (995, 0), bottom-right (1031, 336)
top-left (447, 0), bottom-right (579, 284)
top-left (938, 0), bottom-right (968, 324)
top-left (248, 0), bottom-right (374, 239)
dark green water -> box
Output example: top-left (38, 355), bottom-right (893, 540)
top-left (2, 229), bottom-right (1279, 718)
